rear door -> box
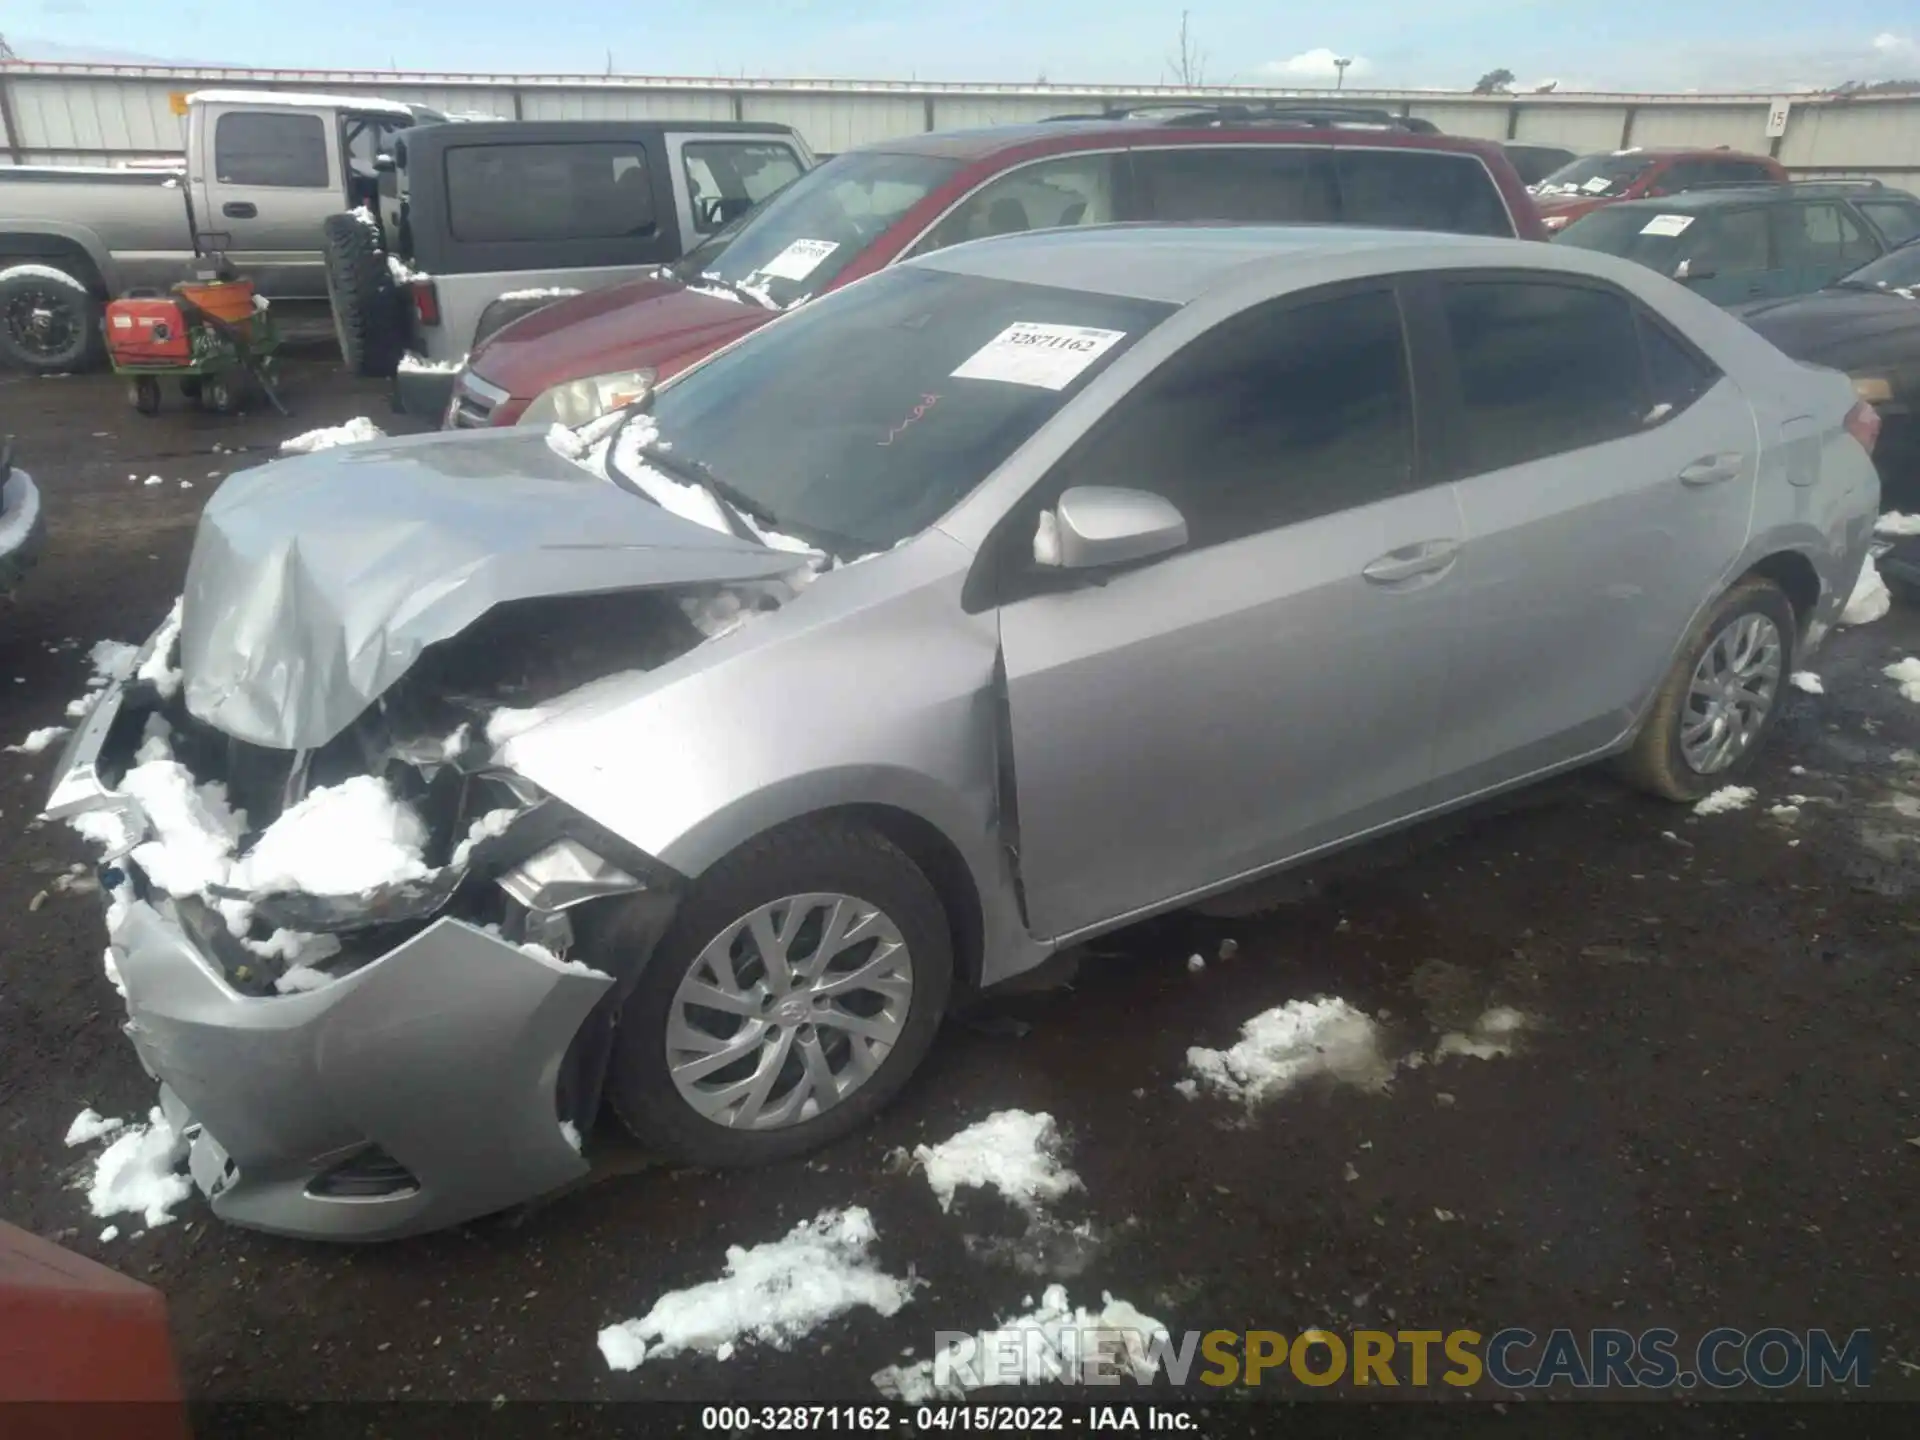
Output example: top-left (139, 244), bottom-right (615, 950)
top-left (1418, 272), bottom-right (1755, 799)
top-left (1678, 206), bottom-right (1782, 304)
top-left (997, 283), bottom-right (1464, 938)
top-left (197, 103), bottom-right (340, 296)
top-left (1771, 200), bottom-right (1882, 297)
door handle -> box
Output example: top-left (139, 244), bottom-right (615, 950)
top-left (1678, 453), bottom-right (1746, 487)
top-left (1362, 539), bottom-right (1460, 585)
top-left (222, 201), bottom-right (257, 219)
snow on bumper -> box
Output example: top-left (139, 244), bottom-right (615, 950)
top-left (109, 897), bottom-right (607, 1241)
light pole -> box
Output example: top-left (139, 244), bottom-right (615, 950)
top-left (1334, 56), bottom-right (1352, 91)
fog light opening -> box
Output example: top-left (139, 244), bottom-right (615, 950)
top-left (307, 1145), bottom-right (421, 1200)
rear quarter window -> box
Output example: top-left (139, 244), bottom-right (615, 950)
top-left (444, 142), bottom-right (656, 244)
top-left (1334, 148), bottom-right (1514, 237)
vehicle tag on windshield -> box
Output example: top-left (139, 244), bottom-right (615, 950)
top-left (950, 322), bottom-right (1127, 391)
top-left (756, 238), bottom-right (840, 281)
top-left (1641, 214), bottom-right (1695, 236)
top-left (1582, 176), bottom-right (1613, 194)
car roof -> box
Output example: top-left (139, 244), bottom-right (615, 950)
top-left (867, 120), bottom-right (1501, 164)
top-left (911, 223), bottom-right (1525, 303)
top-left (1597, 183), bottom-right (1885, 212)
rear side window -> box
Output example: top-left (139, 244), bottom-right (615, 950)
top-left (1856, 198), bottom-right (1920, 247)
top-left (1637, 312), bottom-right (1720, 415)
top-left (1047, 287), bottom-right (1415, 548)
top-left (1133, 147), bottom-right (1339, 225)
top-left (214, 112), bottom-right (329, 189)
top-left (682, 141), bottom-right (805, 233)
top-left (1689, 208), bottom-right (1772, 275)
top-left (1772, 203), bottom-right (1879, 270)
top-left (445, 143), bottom-right (655, 243)
top-left (1440, 279), bottom-right (1648, 475)
top-left (1335, 149), bottom-right (1513, 237)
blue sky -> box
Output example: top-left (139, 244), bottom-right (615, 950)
top-left (8, 0), bottom-right (1919, 92)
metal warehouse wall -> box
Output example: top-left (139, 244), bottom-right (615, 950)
top-left (2, 62), bottom-right (1917, 192)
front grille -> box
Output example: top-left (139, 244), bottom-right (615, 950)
top-left (308, 1145), bottom-right (420, 1199)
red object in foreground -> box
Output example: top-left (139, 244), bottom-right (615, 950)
top-left (0, 1218), bottom-right (188, 1436)
top-left (104, 297), bottom-right (193, 366)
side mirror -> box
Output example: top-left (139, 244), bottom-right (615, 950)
top-left (1039, 486), bottom-right (1188, 570)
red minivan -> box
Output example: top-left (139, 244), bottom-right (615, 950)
top-left (1530, 146), bottom-right (1788, 232)
top-left (448, 108), bottom-right (1546, 429)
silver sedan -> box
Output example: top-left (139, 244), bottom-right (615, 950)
top-left (48, 224), bottom-right (1880, 1239)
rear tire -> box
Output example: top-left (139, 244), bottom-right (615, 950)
top-left (603, 819), bottom-right (953, 1168)
top-left (129, 376), bottom-right (161, 415)
top-left (1617, 576), bottom-right (1797, 802)
top-left (0, 262), bottom-right (103, 374)
top-left (320, 212), bottom-right (404, 379)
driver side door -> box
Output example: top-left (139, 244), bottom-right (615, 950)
top-left (994, 283), bottom-right (1465, 940)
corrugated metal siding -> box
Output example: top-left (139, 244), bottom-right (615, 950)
top-left (6, 65), bottom-right (1920, 186)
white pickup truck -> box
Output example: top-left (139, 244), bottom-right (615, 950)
top-left (0, 89), bottom-right (440, 371)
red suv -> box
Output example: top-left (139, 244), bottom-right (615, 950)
top-left (448, 105), bottom-right (1546, 428)
top-left (1531, 146), bottom-right (1788, 233)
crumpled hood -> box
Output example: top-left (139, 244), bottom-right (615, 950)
top-left (181, 426), bottom-right (800, 751)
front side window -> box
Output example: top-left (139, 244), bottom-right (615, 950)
top-left (445, 143), bottom-right (654, 243)
top-left (916, 153), bottom-right (1120, 253)
top-left (678, 150), bottom-right (963, 306)
top-left (1835, 235), bottom-right (1920, 290)
top-left (1133, 146), bottom-right (1338, 225)
top-left (1440, 279), bottom-right (1648, 476)
top-left (682, 141), bottom-right (805, 234)
top-left (1042, 287), bottom-right (1416, 549)
top-left (639, 267), bottom-right (1173, 555)
top-left (1335, 148), bottom-right (1512, 236)
top-left (214, 112), bottom-right (329, 189)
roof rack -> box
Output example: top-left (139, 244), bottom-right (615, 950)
top-left (1040, 102), bottom-right (1441, 134)
top-left (1668, 176), bottom-right (1885, 195)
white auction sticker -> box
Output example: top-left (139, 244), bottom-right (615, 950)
top-left (950, 322), bottom-right (1127, 391)
top-left (755, 238), bottom-right (839, 282)
top-left (1640, 213), bottom-right (1695, 237)
top-left (1582, 176), bottom-right (1613, 194)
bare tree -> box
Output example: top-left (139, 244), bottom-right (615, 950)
top-left (1472, 67), bottom-right (1515, 95)
top-left (1166, 10), bottom-right (1206, 88)
top-left (0, 33), bottom-right (16, 61)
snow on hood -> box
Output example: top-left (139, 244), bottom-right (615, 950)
top-left (180, 427), bottom-right (807, 751)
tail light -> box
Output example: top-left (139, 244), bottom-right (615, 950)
top-left (1844, 399), bottom-right (1881, 455)
top-left (408, 278), bottom-right (440, 327)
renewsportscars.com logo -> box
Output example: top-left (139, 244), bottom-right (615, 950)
top-left (923, 1326), bottom-right (1874, 1392)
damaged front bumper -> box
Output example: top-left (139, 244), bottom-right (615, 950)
top-left (47, 668), bottom-right (678, 1242)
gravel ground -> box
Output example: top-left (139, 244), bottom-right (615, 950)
top-left (2, 356), bottom-right (1918, 1413)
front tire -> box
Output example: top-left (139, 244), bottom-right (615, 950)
top-left (1618, 576), bottom-right (1796, 802)
top-left (0, 263), bottom-right (103, 373)
top-left (604, 820), bottom-right (953, 1167)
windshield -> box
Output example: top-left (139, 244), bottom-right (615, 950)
top-left (1533, 153), bottom-right (1654, 199)
top-left (1837, 238), bottom-right (1920, 292)
top-left (1553, 205), bottom-right (1690, 270)
top-left (670, 150), bottom-right (963, 308)
top-left (629, 266), bottom-right (1175, 555)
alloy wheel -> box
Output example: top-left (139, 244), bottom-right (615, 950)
top-left (4, 282), bottom-right (82, 365)
top-left (665, 892), bottom-right (913, 1129)
top-left (1680, 611), bottom-right (1782, 774)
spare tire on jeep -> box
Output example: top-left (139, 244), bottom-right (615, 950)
top-left (321, 212), bottom-right (405, 379)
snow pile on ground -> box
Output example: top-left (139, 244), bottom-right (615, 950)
top-left (1436, 1006), bottom-right (1528, 1061)
top-left (230, 775), bottom-right (430, 896)
top-left (280, 417), bottom-right (385, 454)
top-left (913, 1111), bottom-right (1082, 1216)
top-left (873, 1285), bottom-right (1168, 1403)
top-left (136, 598), bottom-right (184, 699)
top-left (1695, 785), bottom-right (1757, 816)
top-left (1182, 997), bottom-right (1393, 1106)
top-left (397, 352), bottom-right (465, 375)
top-left (64, 1109), bottom-right (124, 1147)
top-left (1884, 657), bottom-right (1920, 703)
top-left (1841, 557), bottom-right (1890, 627)
top-left (82, 1107), bottom-right (191, 1229)
top-left (596, 1207), bottom-right (916, 1371)
top-left (7, 725), bottom-right (69, 754)
top-left (1876, 512), bottom-right (1920, 537)
top-left (1790, 671), bottom-right (1825, 695)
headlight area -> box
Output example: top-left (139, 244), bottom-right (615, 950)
top-left (517, 369), bottom-right (657, 428)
